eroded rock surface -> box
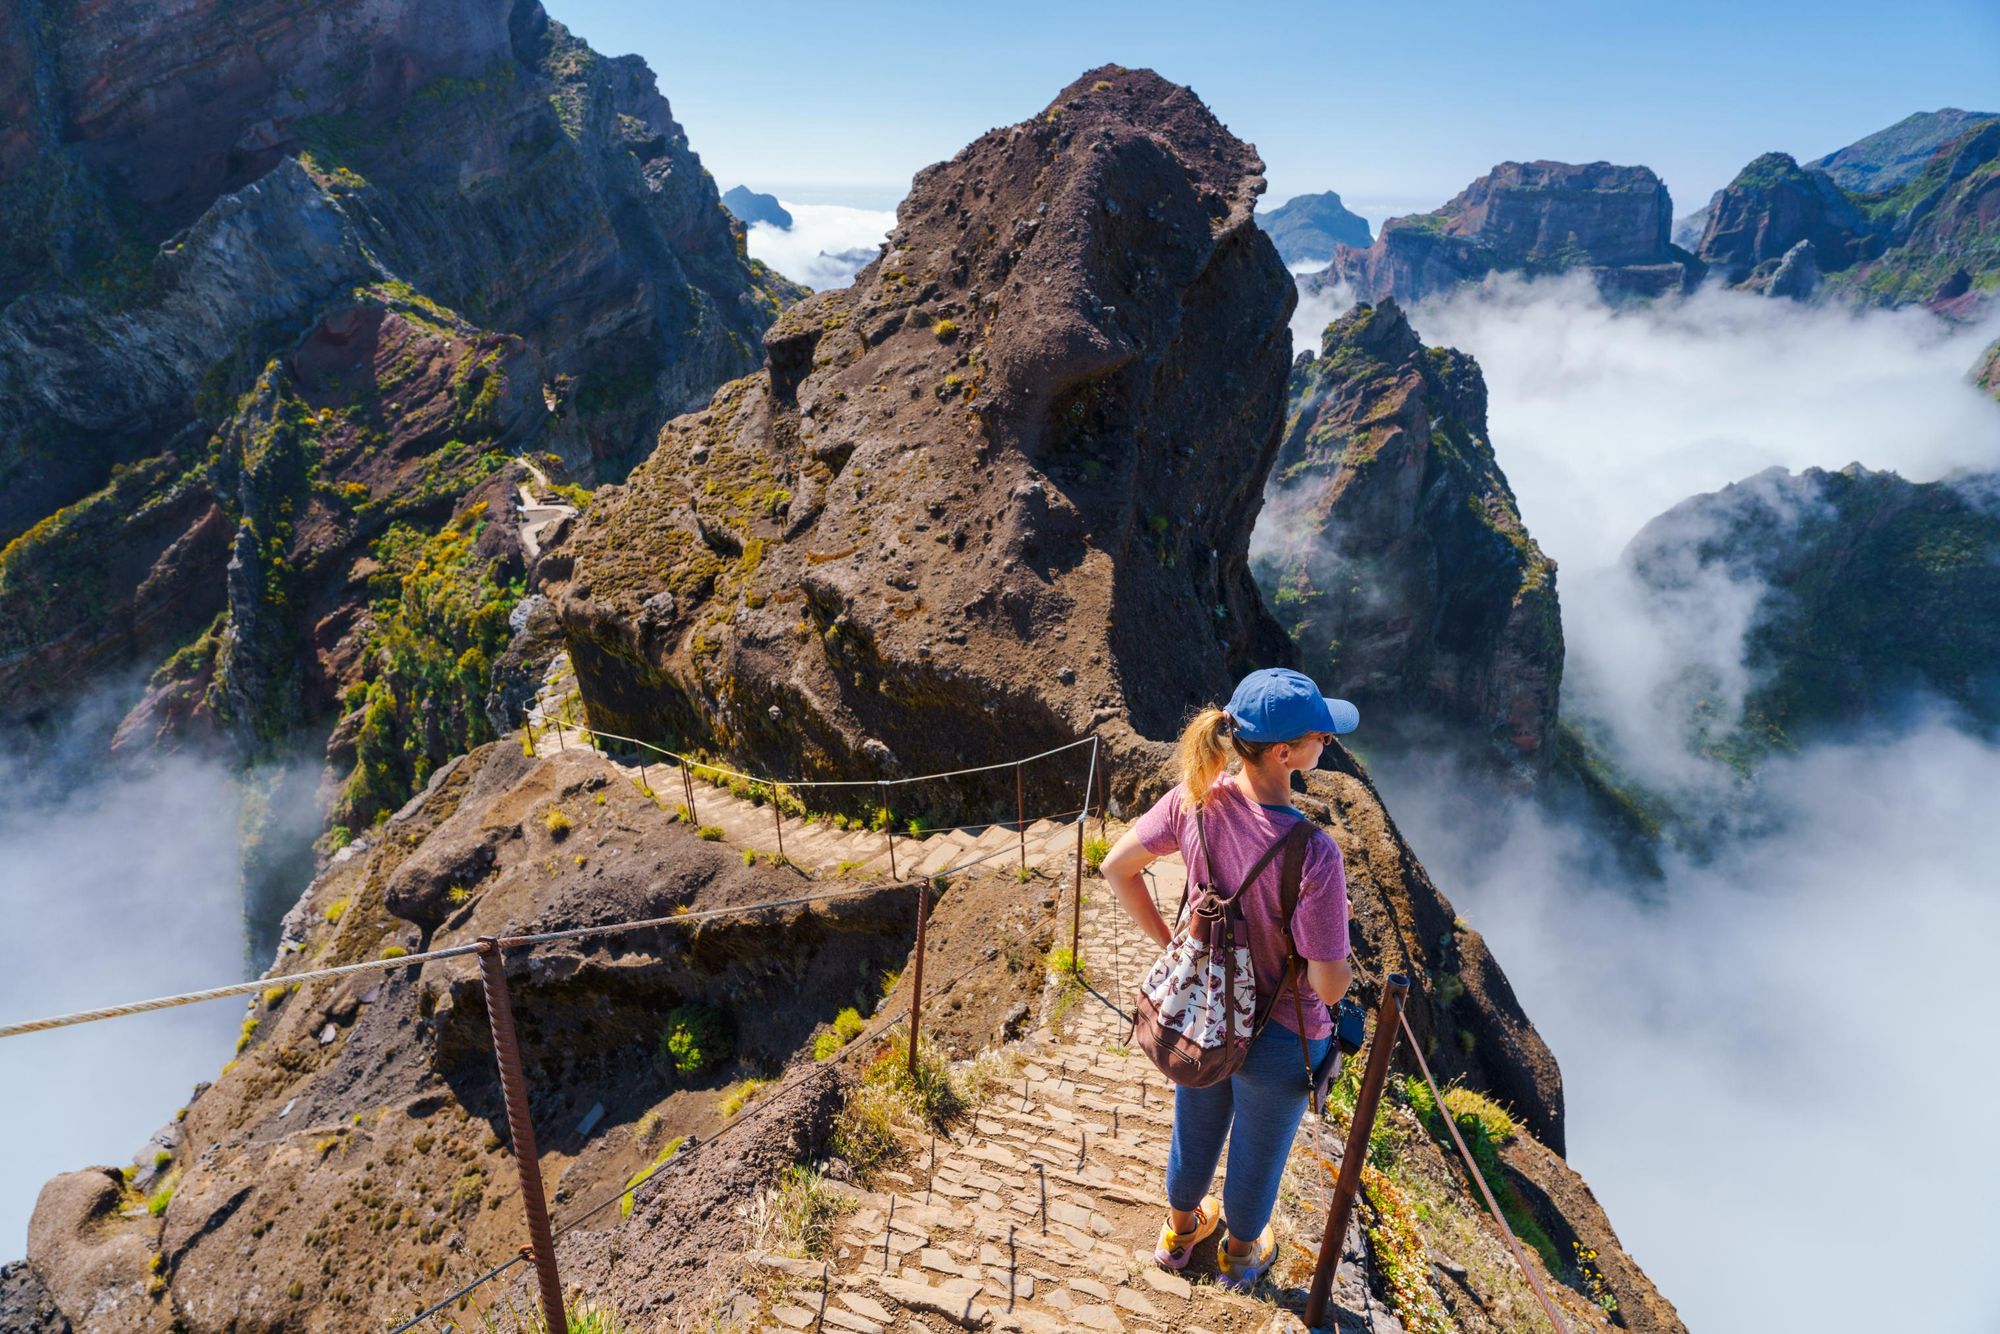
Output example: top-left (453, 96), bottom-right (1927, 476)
top-left (548, 67), bottom-right (1297, 802)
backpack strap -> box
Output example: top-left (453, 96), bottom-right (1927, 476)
top-left (1259, 820), bottom-right (1325, 1095)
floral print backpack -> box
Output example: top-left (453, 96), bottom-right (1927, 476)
top-left (1134, 810), bottom-right (1312, 1088)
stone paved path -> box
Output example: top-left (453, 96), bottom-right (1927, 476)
top-left (743, 863), bottom-right (1389, 1334)
top-left (523, 684), bottom-right (1390, 1333)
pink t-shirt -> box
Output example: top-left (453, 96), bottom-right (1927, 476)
top-left (1132, 774), bottom-right (1349, 1040)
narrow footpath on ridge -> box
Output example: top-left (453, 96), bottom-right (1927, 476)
top-left (529, 690), bottom-right (1392, 1334)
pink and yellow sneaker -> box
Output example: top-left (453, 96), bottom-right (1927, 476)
top-left (1153, 1195), bottom-right (1221, 1270)
top-left (1215, 1224), bottom-right (1278, 1292)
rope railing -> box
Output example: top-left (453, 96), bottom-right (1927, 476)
top-left (1399, 1008), bottom-right (1573, 1333)
top-left (6, 714), bottom-right (1107, 1334)
top-left (527, 700), bottom-right (1098, 790)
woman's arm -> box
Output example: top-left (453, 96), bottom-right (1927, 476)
top-left (1304, 957), bottom-right (1353, 1008)
top-left (1099, 828), bottom-right (1171, 949)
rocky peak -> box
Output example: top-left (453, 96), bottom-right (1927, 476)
top-left (1257, 189), bottom-right (1373, 267)
top-left (1257, 300), bottom-right (1562, 766)
top-left (548, 65), bottom-right (1298, 795)
top-left (1305, 159), bottom-right (1699, 304)
top-left (1694, 151), bottom-right (1880, 284)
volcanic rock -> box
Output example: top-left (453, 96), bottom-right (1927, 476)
top-left (548, 66), bottom-right (1298, 799)
top-left (1305, 160), bottom-right (1700, 304)
top-left (1257, 301), bottom-right (1562, 766)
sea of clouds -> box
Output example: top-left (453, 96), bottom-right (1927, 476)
top-left (0, 686), bottom-right (326, 1253)
top-left (743, 200), bottom-right (898, 291)
top-left (1287, 272), bottom-right (2000, 1330)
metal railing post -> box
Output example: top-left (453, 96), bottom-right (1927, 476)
top-left (1303, 973), bottom-right (1411, 1330)
top-left (475, 939), bottom-right (566, 1334)
top-left (906, 877), bottom-right (929, 1082)
top-left (881, 783), bottom-right (898, 881)
top-left (1016, 762), bottom-right (1026, 873)
top-left (524, 707), bottom-right (536, 759)
top-left (773, 795), bottom-right (785, 862)
top-left (1070, 817), bottom-right (1083, 964)
top-left (683, 763), bottom-right (699, 825)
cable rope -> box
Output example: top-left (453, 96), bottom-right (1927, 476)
top-left (1399, 1008), bottom-right (1573, 1334)
top-left (527, 709), bottom-right (1098, 790)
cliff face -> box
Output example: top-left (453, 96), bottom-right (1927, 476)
top-left (0, 0), bottom-right (796, 795)
top-left (1258, 189), bottom-right (1373, 266)
top-left (548, 67), bottom-right (1298, 801)
top-left (1625, 463), bottom-right (2000, 761)
top-left (1305, 161), bottom-right (1700, 304)
top-left (1694, 118), bottom-right (2000, 314)
top-left (1257, 301), bottom-right (1563, 767)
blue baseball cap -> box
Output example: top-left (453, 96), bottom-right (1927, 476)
top-left (1226, 668), bottom-right (1359, 742)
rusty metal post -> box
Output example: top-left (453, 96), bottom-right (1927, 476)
top-left (1070, 818), bottom-right (1083, 964)
top-left (881, 783), bottom-right (898, 881)
top-left (554, 712), bottom-right (565, 752)
top-left (475, 939), bottom-right (566, 1334)
top-left (1016, 762), bottom-right (1026, 873)
top-left (683, 764), bottom-right (699, 826)
top-left (906, 877), bottom-right (930, 1082)
top-left (773, 796), bottom-right (785, 862)
top-left (1098, 752), bottom-right (1110, 840)
top-left (523, 706), bottom-right (536, 759)
top-left (1303, 973), bottom-right (1411, 1331)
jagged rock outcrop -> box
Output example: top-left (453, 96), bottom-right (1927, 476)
top-left (723, 184), bottom-right (793, 229)
top-left (1625, 463), bottom-right (2000, 759)
top-left (0, 0), bottom-right (798, 756)
top-left (1695, 117), bottom-right (2000, 313)
top-left (548, 67), bottom-right (1298, 799)
top-left (1304, 161), bottom-right (1701, 304)
top-left (552, 67), bottom-right (1578, 1149)
top-left (1255, 301), bottom-right (1562, 767)
top-left (1258, 189), bottom-right (1373, 266)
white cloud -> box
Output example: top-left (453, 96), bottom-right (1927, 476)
top-left (1370, 721), bottom-right (2000, 1333)
top-left (744, 201), bottom-right (898, 292)
top-left (1408, 272), bottom-right (2000, 573)
top-left (1287, 274), bottom-right (1355, 358)
top-left (0, 690), bottom-right (319, 1254)
top-left (1329, 278), bottom-right (2000, 1331)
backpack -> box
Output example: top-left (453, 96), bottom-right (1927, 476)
top-left (1133, 807), bottom-right (1315, 1088)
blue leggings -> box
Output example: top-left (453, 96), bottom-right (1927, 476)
top-left (1166, 1021), bottom-right (1331, 1242)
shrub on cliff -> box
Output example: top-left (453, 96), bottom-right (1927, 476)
top-left (334, 508), bottom-right (519, 827)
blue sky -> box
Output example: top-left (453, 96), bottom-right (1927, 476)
top-left (553, 0), bottom-right (1999, 224)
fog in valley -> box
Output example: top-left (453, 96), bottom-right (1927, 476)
top-left (0, 692), bottom-right (317, 1250)
top-left (743, 200), bottom-right (898, 291)
top-left (1285, 273), bottom-right (2000, 1330)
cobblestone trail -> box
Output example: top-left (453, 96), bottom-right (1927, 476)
top-left (531, 699), bottom-right (1391, 1333)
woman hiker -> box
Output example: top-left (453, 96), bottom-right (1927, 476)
top-left (1099, 667), bottom-right (1357, 1292)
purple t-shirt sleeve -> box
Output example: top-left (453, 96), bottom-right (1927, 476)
top-left (1133, 783), bottom-right (1186, 857)
top-left (1292, 834), bottom-right (1350, 962)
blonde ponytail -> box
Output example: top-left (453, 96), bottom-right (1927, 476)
top-left (1176, 706), bottom-right (1234, 812)
top-left (1176, 704), bottom-right (1291, 811)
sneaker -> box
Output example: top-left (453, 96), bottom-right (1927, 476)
top-left (1154, 1195), bottom-right (1221, 1270)
top-left (1215, 1225), bottom-right (1277, 1292)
